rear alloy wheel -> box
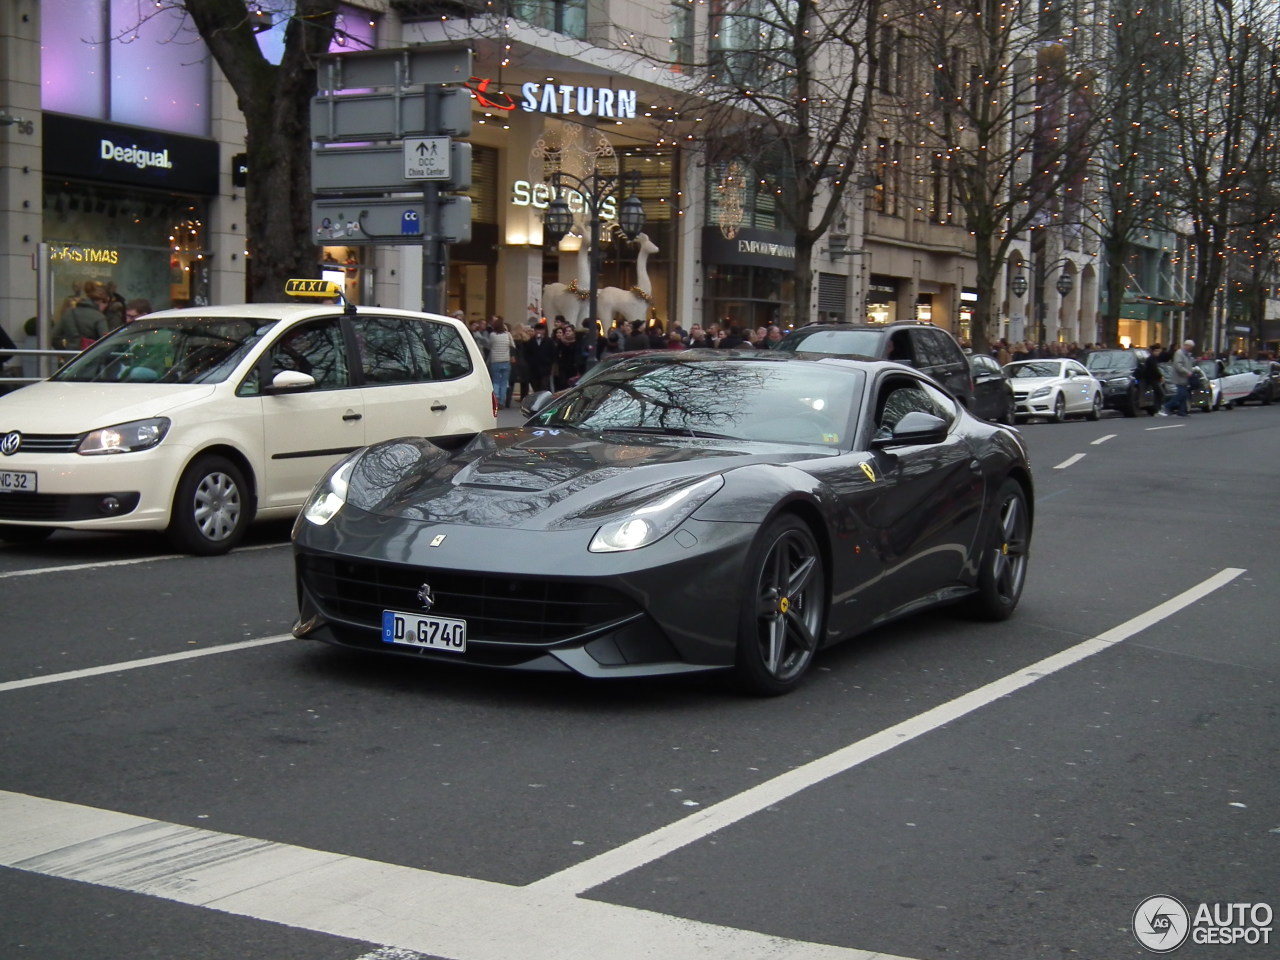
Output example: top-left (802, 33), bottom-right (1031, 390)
top-left (733, 515), bottom-right (826, 696)
top-left (1052, 394), bottom-right (1067, 422)
top-left (167, 454), bottom-right (251, 555)
top-left (962, 478), bottom-right (1030, 621)
top-left (1086, 392), bottom-right (1102, 421)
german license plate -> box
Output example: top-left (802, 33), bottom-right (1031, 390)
top-left (0, 470), bottom-right (36, 493)
top-left (382, 609), bottom-right (466, 653)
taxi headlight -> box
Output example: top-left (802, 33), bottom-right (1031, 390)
top-left (302, 457), bottom-right (356, 526)
top-left (77, 417), bottom-right (170, 455)
top-left (589, 475), bottom-right (723, 553)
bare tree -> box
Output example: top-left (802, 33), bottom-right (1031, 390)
top-left (147, 1), bottom-right (338, 301)
top-left (618, 0), bottom-right (883, 327)
top-left (891, 0), bottom-right (1101, 353)
top-left (1161, 0), bottom-right (1280, 349)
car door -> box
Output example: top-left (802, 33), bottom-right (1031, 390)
top-left (1062, 360), bottom-right (1096, 412)
top-left (851, 373), bottom-right (983, 618)
top-left (251, 315), bottom-right (366, 509)
top-left (352, 314), bottom-right (494, 446)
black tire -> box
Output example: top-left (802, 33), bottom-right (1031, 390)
top-left (1052, 394), bottom-right (1067, 423)
top-left (998, 394), bottom-right (1015, 426)
top-left (1086, 393), bottom-right (1102, 421)
top-left (961, 478), bottom-right (1030, 621)
top-left (167, 454), bottom-right (252, 555)
top-left (1123, 388), bottom-right (1139, 417)
top-left (732, 515), bottom-right (826, 696)
top-left (0, 524), bottom-right (55, 545)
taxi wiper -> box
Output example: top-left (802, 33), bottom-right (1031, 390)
top-left (600, 425), bottom-right (739, 440)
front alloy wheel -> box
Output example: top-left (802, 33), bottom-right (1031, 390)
top-left (1052, 394), bottom-right (1067, 422)
top-left (962, 478), bottom-right (1030, 621)
top-left (734, 516), bottom-right (826, 696)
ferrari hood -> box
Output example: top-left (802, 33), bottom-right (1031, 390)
top-left (341, 427), bottom-right (823, 530)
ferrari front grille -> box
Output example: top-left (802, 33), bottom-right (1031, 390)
top-left (297, 553), bottom-right (641, 644)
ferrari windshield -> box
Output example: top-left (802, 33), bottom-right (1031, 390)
top-left (53, 316), bottom-right (277, 384)
top-left (530, 355), bottom-right (863, 447)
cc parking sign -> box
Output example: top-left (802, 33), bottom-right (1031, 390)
top-left (401, 209), bottom-right (421, 235)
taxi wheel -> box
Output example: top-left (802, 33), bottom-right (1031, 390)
top-left (167, 455), bottom-right (251, 555)
top-left (0, 524), bottom-right (55, 544)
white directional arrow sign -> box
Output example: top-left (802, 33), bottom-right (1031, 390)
top-left (404, 137), bottom-right (451, 180)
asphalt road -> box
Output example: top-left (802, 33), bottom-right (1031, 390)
top-left (1, 401), bottom-right (1276, 960)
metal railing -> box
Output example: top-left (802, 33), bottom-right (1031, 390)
top-left (0, 347), bottom-right (81, 388)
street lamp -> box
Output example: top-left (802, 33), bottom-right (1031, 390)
top-left (1055, 272), bottom-right (1074, 297)
top-left (541, 168), bottom-right (645, 331)
top-left (1011, 273), bottom-right (1028, 297)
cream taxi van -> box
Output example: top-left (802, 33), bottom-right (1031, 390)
top-left (0, 281), bottom-right (496, 554)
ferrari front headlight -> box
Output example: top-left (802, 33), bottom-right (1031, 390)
top-left (589, 475), bottom-right (724, 553)
top-left (302, 456), bottom-right (356, 526)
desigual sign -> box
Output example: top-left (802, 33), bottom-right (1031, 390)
top-left (100, 139), bottom-right (174, 172)
top-left (512, 180), bottom-right (618, 220)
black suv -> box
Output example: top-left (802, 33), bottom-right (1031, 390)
top-left (775, 321), bottom-right (975, 407)
top-left (1083, 348), bottom-right (1157, 416)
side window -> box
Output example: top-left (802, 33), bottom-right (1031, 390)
top-left (354, 317), bottom-right (416, 385)
top-left (917, 329), bottom-right (961, 369)
top-left (267, 318), bottom-right (349, 390)
top-left (887, 331), bottom-right (916, 365)
top-left (874, 375), bottom-right (957, 436)
top-left (411, 320), bottom-right (474, 381)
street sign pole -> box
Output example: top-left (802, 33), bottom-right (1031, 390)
top-left (422, 89), bottom-right (444, 315)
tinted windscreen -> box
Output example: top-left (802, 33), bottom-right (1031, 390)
top-left (1084, 351), bottom-right (1136, 371)
top-left (530, 356), bottom-right (863, 447)
top-left (53, 316), bottom-right (275, 384)
top-left (776, 328), bottom-right (884, 357)
top-left (1005, 362), bottom-right (1063, 378)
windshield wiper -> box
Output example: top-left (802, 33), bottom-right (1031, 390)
top-left (599, 425), bottom-right (740, 440)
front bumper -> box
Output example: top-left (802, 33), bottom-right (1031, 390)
top-left (0, 443), bottom-right (192, 530)
top-left (292, 506), bottom-right (759, 678)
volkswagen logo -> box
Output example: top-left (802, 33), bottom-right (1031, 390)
top-left (1, 431), bottom-right (20, 456)
top-left (416, 583), bottom-right (435, 612)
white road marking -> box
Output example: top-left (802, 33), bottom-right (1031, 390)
top-left (1090, 434), bottom-right (1115, 445)
top-left (1147, 423), bottom-right (1186, 430)
top-left (0, 568), bottom-right (1245, 960)
top-left (0, 790), bottom-right (912, 960)
top-left (1053, 453), bottom-right (1086, 470)
top-left (529, 567), bottom-right (1244, 896)
top-left (0, 635), bottom-right (293, 693)
top-left (0, 541), bottom-right (287, 580)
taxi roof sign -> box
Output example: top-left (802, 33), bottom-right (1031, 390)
top-left (285, 278), bottom-right (344, 299)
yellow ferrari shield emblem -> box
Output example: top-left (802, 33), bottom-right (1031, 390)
top-left (860, 462), bottom-right (877, 483)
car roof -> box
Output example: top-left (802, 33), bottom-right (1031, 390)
top-left (599, 347), bottom-right (912, 377)
top-left (137, 302), bottom-right (465, 324)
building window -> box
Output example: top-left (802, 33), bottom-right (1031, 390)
top-left (671, 0), bottom-right (696, 72)
top-left (512, 0), bottom-right (587, 38)
top-left (709, 0), bottom-right (795, 96)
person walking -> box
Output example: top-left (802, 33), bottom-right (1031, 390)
top-left (1142, 343), bottom-right (1165, 410)
top-left (53, 280), bottom-right (111, 349)
top-left (487, 316), bottom-right (515, 408)
top-left (522, 321), bottom-right (557, 393)
top-left (1158, 339), bottom-right (1196, 417)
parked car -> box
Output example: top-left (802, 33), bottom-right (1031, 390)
top-left (293, 351), bottom-right (1033, 696)
top-left (1195, 359), bottom-right (1258, 410)
top-left (1003, 358), bottom-right (1103, 422)
top-left (0, 281), bottom-right (496, 553)
top-left (774, 321), bottom-right (976, 408)
top-left (1232, 359), bottom-right (1280, 405)
top-left (1083, 348), bottom-right (1157, 416)
top-left (967, 353), bottom-right (1015, 424)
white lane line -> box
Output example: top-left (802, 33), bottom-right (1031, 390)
top-left (0, 790), bottom-right (913, 960)
top-left (1146, 423), bottom-right (1186, 430)
top-left (528, 567), bottom-right (1245, 897)
top-left (1090, 434), bottom-right (1115, 445)
top-left (0, 635), bottom-right (293, 693)
top-left (0, 541), bottom-right (287, 580)
top-left (1053, 453), bottom-right (1086, 470)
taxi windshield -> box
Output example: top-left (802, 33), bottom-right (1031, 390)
top-left (53, 316), bottom-right (277, 384)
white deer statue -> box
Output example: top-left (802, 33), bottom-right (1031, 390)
top-left (596, 232), bottom-right (659, 329)
top-left (541, 243), bottom-right (591, 327)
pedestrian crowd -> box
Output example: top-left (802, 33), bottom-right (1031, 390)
top-left (455, 313), bottom-right (786, 407)
top-left (51, 279), bottom-right (152, 351)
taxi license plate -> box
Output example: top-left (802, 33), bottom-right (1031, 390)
top-left (0, 470), bottom-right (36, 493)
top-left (382, 609), bottom-right (466, 653)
